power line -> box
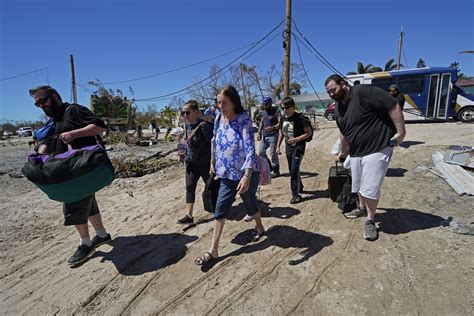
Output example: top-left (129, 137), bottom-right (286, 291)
top-left (291, 19), bottom-right (349, 80)
top-left (293, 34), bottom-right (324, 105)
top-left (97, 42), bottom-right (259, 85)
top-left (0, 67), bottom-right (48, 82)
top-left (135, 30), bottom-right (281, 103)
top-left (402, 43), bottom-right (410, 69)
top-left (134, 20), bottom-right (285, 102)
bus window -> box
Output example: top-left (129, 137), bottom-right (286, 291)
top-left (372, 75), bottom-right (425, 94)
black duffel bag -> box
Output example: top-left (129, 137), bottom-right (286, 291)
top-left (202, 175), bottom-right (221, 213)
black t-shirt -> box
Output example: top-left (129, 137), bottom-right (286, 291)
top-left (280, 112), bottom-right (310, 155)
top-left (47, 103), bottom-right (106, 155)
top-left (185, 119), bottom-right (213, 164)
top-left (335, 85), bottom-right (397, 157)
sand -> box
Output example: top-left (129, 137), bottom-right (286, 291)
top-left (0, 121), bottom-right (473, 315)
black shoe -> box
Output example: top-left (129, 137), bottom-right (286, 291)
top-left (270, 166), bottom-right (280, 178)
top-left (67, 244), bottom-right (94, 266)
top-left (176, 214), bottom-right (194, 224)
top-left (91, 233), bottom-right (112, 249)
top-left (289, 195), bottom-right (303, 204)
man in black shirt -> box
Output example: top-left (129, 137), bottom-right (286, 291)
top-left (277, 97), bottom-right (312, 204)
top-left (324, 75), bottom-right (406, 241)
top-left (30, 85), bottom-right (111, 265)
top-left (257, 97), bottom-right (281, 178)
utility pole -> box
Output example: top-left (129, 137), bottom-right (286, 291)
top-left (396, 26), bottom-right (404, 70)
top-left (283, 0), bottom-right (292, 98)
top-left (70, 54), bottom-right (77, 104)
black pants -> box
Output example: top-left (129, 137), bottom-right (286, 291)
top-left (186, 161), bottom-right (210, 203)
top-left (286, 146), bottom-right (304, 197)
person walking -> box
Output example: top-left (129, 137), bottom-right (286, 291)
top-left (388, 84), bottom-right (406, 110)
top-left (257, 96), bottom-right (281, 178)
top-left (29, 85), bottom-right (111, 265)
top-left (276, 97), bottom-right (312, 204)
top-left (195, 85), bottom-right (265, 265)
top-left (176, 100), bottom-right (213, 225)
top-left (324, 74), bottom-right (406, 241)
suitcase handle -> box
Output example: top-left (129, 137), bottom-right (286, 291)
top-left (335, 160), bottom-right (343, 175)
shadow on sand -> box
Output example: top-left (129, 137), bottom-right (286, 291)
top-left (200, 225), bottom-right (333, 272)
top-left (376, 208), bottom-right (445, 235)
top-left (84, 233), bottom-right (198, 275)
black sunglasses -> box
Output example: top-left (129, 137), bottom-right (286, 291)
top-left (181, 111), bottom-right (191, 116)
top-left (281, 105), bottom-right (294, 110)
top-left (35, 95), bottom-right (50, 107)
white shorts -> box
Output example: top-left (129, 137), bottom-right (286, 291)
top-left (349, 147), bottom-right (393, 200)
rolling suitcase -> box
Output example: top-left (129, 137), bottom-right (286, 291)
top-left (328, 160), bottom-right (351, 202)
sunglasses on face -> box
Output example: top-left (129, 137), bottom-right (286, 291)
top-left (282, 105), bottom-right (294, 110)
top-left (35, 95), bottom-right (50, 107)
top-left (181, 111), bottom-right (191, 116)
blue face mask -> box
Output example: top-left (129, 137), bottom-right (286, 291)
top-left (34, 120), bottom-right (55, 141)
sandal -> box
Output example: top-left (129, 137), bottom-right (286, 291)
top-left (195, 252), bottom-right (217, 265)
top-left (249, 229), bottom-right (265, 242)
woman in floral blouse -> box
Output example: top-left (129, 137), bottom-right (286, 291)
top-left (195, 85), bottom-right (266, 266)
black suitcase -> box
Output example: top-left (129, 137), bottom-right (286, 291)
top-left (328, 161), bottom-right (351, 202)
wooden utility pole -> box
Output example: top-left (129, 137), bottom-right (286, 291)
top-left (283, 0), bottom-right (292, 98)
top-left (396, 26), bottom-right (404, 70)
top-left (70, 54), bottom-right (77, 104)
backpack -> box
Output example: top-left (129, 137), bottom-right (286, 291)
top-left (336, 176), bottom-right (358, 213)
top-left (256, 155), bottom-right (271, 186)
top-left (301, 115), bottom-right (314, 142)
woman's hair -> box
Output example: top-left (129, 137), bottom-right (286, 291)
top-left (324, 74), bottom-right (347, 86)
top-left (281, 96), bottom-right (296, 108)
top-left (219, 85), bottom-right (244, 114)
top-left (183, 99), bottom-right (199, 111)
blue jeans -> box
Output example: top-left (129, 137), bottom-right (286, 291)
top-left (214, 172), bottom-right (260, 220)
top-left (258, 133), bottom-right (279, 168)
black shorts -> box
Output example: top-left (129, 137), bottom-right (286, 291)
top-left (63, 194), bottom-right (100, 226)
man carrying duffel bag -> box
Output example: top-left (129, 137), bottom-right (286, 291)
top-left (28, 85), bottom-right (112, 266)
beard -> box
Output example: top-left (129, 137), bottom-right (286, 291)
top-left (42, 99), bottom-right (62, 118)
top-left (332, 90), bottom-right (346, 103)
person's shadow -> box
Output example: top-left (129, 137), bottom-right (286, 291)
top-left (89, 233), bottom-right (198, 275)
top-left (200, 225), bottom-right (333, 271)
top-left (385, 168), bottom-right (408, 177)
top-left (225, 201), bottom-right (301, 221)
top-left (399, 141), bottom-right (425, 148)
top-left (376, 208), bottom-right (445, 235)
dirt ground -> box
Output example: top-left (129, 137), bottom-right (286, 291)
top-left (1, 121), bottom-right (473, 315)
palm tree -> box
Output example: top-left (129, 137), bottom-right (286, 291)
top-left (384, 58), bottom-right (404, 71)
top-left (347, 62), bottom-right (382, 75)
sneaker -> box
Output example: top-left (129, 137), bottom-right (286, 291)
top-left (243, 214), bottom-right (254, 222)
top-left (91, 233), bottom-right (111, 249)
top-left (343, 208), bottom-right (367, 219)
top-left (364, 220), bottom-right (378, 241)
top-left (289, 195), bottom-right (303, 204)
top-left (270, 171), bottom-right (280, 178)
top-left (67, 244), bottom-right (94, 266)
top-left (176, 214), bottom-right (194, 225)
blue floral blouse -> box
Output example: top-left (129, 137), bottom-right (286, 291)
top-left (212, 112), bottom-right (258, 180)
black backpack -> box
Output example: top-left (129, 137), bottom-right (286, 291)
top-left (337, 175), bottom-right (358, 213)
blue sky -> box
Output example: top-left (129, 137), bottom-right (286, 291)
top-left (1, 0), bottom-right (473, 121)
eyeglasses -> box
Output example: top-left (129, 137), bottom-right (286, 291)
top-left (326, 86), bottom-right (338, 94)
top-left (281, 106), bottom-right (294, 110)
top-left (35, 95), bottom-right (50, 107)
top-left (181, 111), bottom-right (191, 116)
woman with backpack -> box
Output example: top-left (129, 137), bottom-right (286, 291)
top-left (276, 97), bottom-right (313, 204)
top-left (195, 85), bottom-right (265, 266)
top-left (176, 100), bottom-right (214, 225)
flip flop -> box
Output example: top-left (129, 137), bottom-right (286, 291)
top-left (195, 252), bottom-right (217, 266)
top-left (249, 229), bottom-right (265, 242)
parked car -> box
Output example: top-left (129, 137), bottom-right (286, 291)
top-left (323, 102), bottom-right (335, 121)
top-left (16, 127), bottom-right (33, 137)
top-left (3, 130), bottom-right (13, 137)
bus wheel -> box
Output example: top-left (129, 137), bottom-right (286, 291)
top-left (457, 107), bottom-right (474, 122)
